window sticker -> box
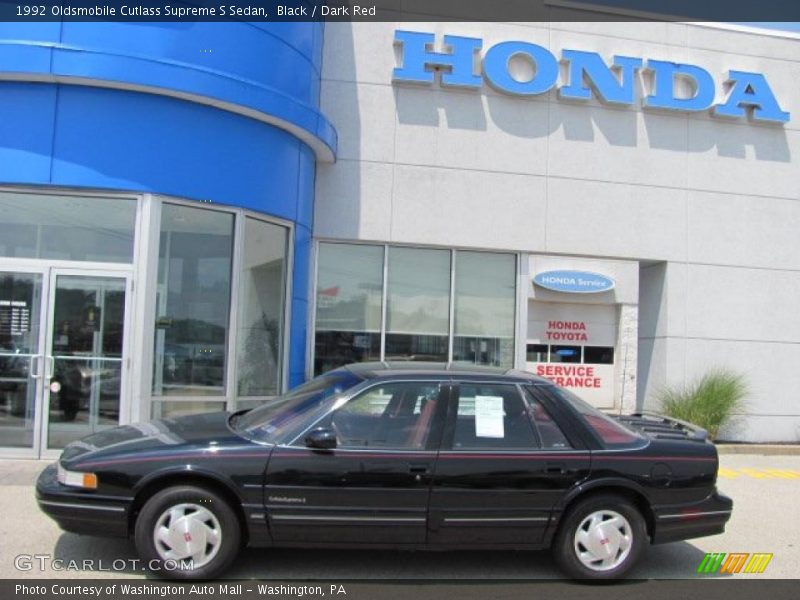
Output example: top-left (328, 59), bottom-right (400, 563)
top-left (474, 395), bottom-right (505, 438)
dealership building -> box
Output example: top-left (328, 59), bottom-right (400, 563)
top-left (0, 17), bottom-right (797, 457)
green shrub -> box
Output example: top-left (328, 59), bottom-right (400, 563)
top-left (657, 369), bottom-right (748, 439)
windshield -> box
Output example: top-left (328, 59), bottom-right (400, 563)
top-left (545, 385), bottom-right (644, 447)
top-left (234, 371), bottom-right (361, 443)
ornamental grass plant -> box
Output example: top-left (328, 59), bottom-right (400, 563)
top-left (657, 369), bottom-right (748, 439)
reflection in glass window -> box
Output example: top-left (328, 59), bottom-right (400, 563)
top-left (452, 383), bottom-right (538, 450)
top-left (235, 218), bottom-right (288, 397)
top-left (153, 204), bottom-right (234, 396)
top-left (152, 400), bottom-right (227, 419)
top-left (545, 386), bottom-right (641, 447)
top-left (314, 243), bottom-right (383, 375)
top-left (48, 275), bottom-right (127, 449)
top-left (385, 247), bottom-right (450, 362)
top-left (452, 251), bottom-right (516, 367)
top-left (526, 344), bottom-right (548, 362)
top-left (551, 345), bottom-right (582, 363)
top-left (522, 387), bottom-right (572, 449)
top-left (0, 272), bottom-right (42, 448)
top-left (584, 346), bottom-right (614, 364)
top-left (0, 191), bottom-right (136, 262)
top-left (324, 382), bottom-right (442, 449)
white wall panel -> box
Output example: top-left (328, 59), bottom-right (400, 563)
top-left (394, 86), bottom-right (550, 176)
top-left (544, 179), bottom-right (687, 262)
top-left (686, 265), bottom-right (800, 343)
top-left (390, 165), bottom-right (547, 251)
top-left (686, 122), bottom-right (798, 199)
top-left (688, 191), bottom-right (800, 270)
top-left (639, 262), bottom-right (688, 340)
top-left (547, 105), bottom-right (690, 189)
top-left (320, 80), bottom-right (397, 163)
top-left (315, 160), bottom-right (394, 241)
top-left (322, 22), bottom-right (396, 85)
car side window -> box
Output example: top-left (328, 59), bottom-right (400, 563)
top-left (522, 386), bottom-right (572, 449)
top-left (451, 383), bottom-right (539, 450)
top-left (323, 382), bottom-right (441, 450)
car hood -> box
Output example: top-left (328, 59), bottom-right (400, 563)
top-left (59, 411), bottom-right (245, 464)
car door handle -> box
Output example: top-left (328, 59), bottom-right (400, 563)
top-left (408, 463), bottom-right (430, 474)
top-left (545, 461), bottom-right (567, 474)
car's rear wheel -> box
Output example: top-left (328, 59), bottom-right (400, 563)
top-left (134, 485), bottom-right (241, 579)
top-left (552, 494), bottom-right (647, 580)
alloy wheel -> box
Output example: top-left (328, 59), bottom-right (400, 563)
top-left (573, 509), bottom-right (633, 571)
top-left (152, 502), bottom-right (222, 568)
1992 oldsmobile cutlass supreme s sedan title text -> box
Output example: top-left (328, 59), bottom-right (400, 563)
top-left (37, 363), bottom-right (732, 580)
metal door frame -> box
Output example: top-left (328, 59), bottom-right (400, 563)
top-left (39, 267), bottom-right (133, 459)
top-left (0, 263), bottom-right (50, 458)
top-left (0, 260), bottom-right (133, 458)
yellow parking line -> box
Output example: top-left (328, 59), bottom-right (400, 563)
top-left (719, 468), bottom-right (800, 479)
top-left (739, 468), bottom-right (772, 478)
top-left (762, 469), bottom-right (800, 479)
top-left (717, 468), bottom-right (740, 479)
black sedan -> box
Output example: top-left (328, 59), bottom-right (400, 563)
top-left (37, 363), bottom-right (732, 580)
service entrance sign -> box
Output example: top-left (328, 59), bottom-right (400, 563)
top-left (526, 302), bottom-right (618, 409)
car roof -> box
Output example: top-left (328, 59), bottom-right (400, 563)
top-left (337, 361), bottom-right (553, 384)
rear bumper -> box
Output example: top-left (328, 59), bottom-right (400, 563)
top-left (651, 490), bottom-right (733, 544)
top-left (36, 463), bottom-right (130, 538)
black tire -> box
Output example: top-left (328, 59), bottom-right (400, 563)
top-left (552, 494), bottom-right (647, 580)
top-left (134, 485), bottom-right (241, 580)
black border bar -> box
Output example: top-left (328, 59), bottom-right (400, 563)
top-left (2, 1), bottom-right (800, 23)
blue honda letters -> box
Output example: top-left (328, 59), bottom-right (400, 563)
top-left (392, 30), bottom-right (789, 124)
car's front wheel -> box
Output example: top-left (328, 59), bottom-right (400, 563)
top-left (552, 494), bottom-right (647, 580)
top-left (134, 485), bottom-right (241, 579)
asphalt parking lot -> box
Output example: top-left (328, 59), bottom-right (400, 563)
top-left (0, 453), bottom-right (797, 580)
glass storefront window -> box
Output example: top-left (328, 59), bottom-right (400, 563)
top-left (152, 400), bottom-right (227, 419)
top-left (452, 251), bottom-right (516, 367)
top-left (525, 344), bottom-right (615, 367)
top-left (551, 345), bottom-right (582, 363)
top-left (0, 191), bottom-right (136, 263)
top-left (153, 204), bottom-right (234, 397)
top-left (385, 247), bottom-right (450, 362)
top-left (314, 243), bottom-right (384, 375)
top-left (584, 346), bottom-right (615, 364)
top-left (0, 190), bottom-right (297, 455)
top-left (235, 218), bottom-right (288, 397)
top-left (526, 343), bottom-right (548, 362)
top-left (313, 244), bottom-right (518, 374)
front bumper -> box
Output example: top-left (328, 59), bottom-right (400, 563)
top-left (36, 463), bottom-right (130, 538)
top-left (651, 490), bottom-right (733, 544)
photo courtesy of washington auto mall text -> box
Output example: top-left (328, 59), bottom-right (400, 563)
top-left (13, 583), bottom-right (346, 598)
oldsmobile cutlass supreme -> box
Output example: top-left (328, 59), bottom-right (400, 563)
top-left (37, 363), bottom-right (732, 580)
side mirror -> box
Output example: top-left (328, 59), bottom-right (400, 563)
top-left (305, 427), bottom-right (337, 450)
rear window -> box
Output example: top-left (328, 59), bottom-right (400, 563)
top-left (545, 386), bottom-right (644, 448)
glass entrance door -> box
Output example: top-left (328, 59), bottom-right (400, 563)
top-left (43, 272), bottom-right (129, 453)
top-left (0, 270), bottom-right (47, 454)
top-left (0, 268), bottom-right (130, 457)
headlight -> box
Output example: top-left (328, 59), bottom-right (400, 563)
top-left (57, 464), bottom-right (98, 489)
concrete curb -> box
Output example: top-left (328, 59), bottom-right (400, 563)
top-left (715, 444), bottom-right (800, 455)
